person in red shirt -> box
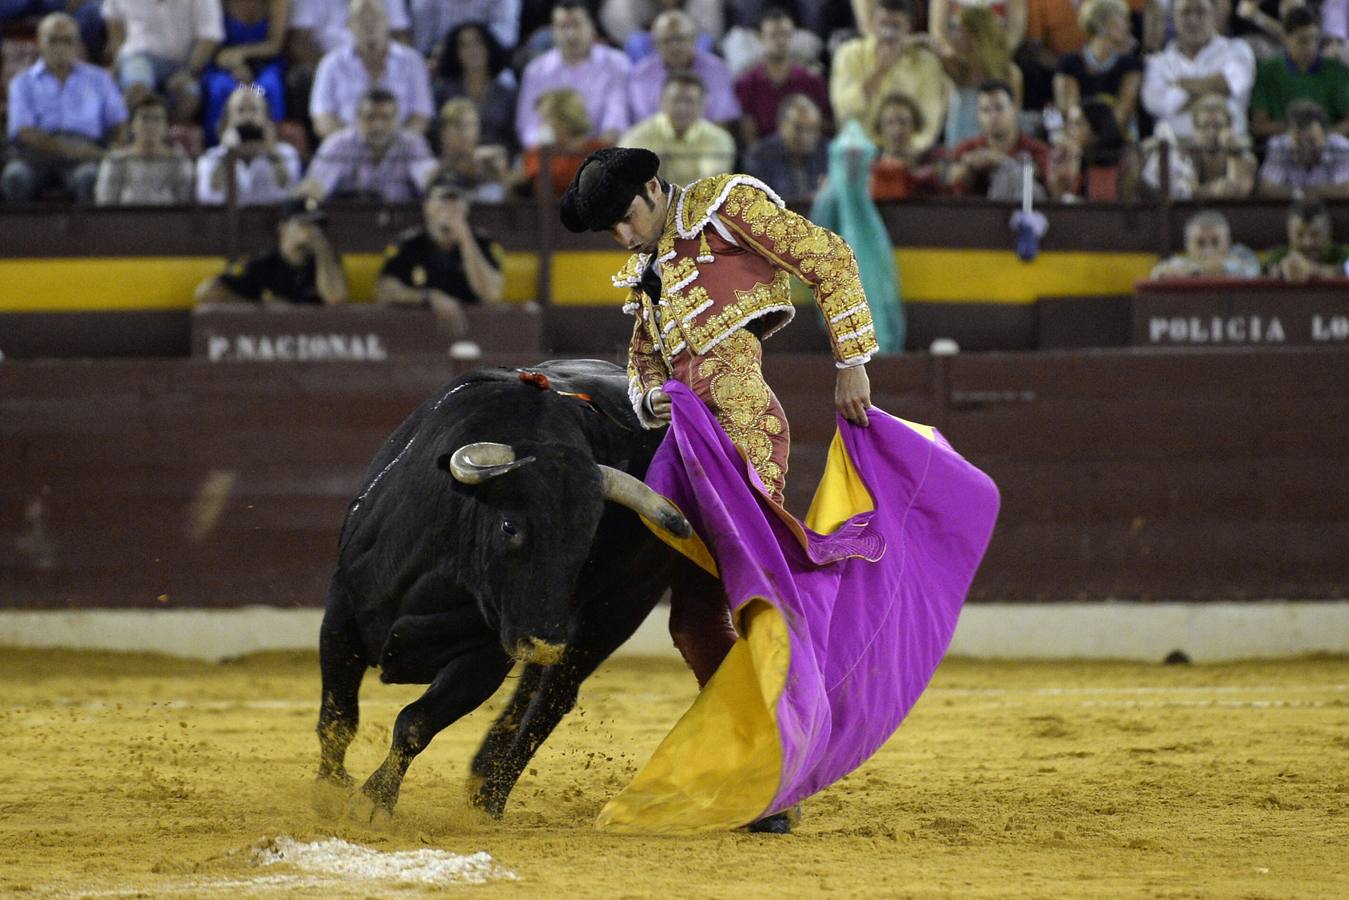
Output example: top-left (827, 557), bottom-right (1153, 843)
top-left (945, 79), bottom-right (1052, 198)
top-left (733, 6), bottom-right (831, 146)
top-left (869, 92), bottom-right (942, 200)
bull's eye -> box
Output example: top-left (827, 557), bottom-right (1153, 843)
top-left (501, 520), bottom-right (524, 548)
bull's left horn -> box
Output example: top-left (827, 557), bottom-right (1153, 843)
top-left (445, 443), bottom-right (536, 484)
top-left (598, 465), bottom-right (692, 539)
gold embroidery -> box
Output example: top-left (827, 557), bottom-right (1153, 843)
top-left (720, 184), bottom-right (879, 364)
top-left (696, 331), bottom-right (786, 498)
top-left (684, 271), bottom-right (793, 350)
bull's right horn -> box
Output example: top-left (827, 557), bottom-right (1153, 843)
top-left (598, 464), bottom-right (692, 539)
top-left (444, 443), bottom-right (536, 484)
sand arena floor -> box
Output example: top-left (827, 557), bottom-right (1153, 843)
top-left (0, 648), bottom-right (1345, 898)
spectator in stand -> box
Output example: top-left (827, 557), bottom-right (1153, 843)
top-left (284, 0), bottom-right (409, 130)
top-left (719, 6), bottom-right (824, 75)
top-left (1150, 209), bottom-right (1261, 277)
top-left (310, 0), bottom-right (432, 140)
top-left (406, 0), bottom-right (519, 61)
top-left (1232, 0), bottom-right (1299, 60)
top-left (0, 2), bottom-right (106, 63)
top-left (1020, 0), bottom-right (1093, 110)
top-left (1258, 100), bottom-right (1349, 198)
top-left (629, 10), bottom-right (741, 129)
top-left (376, 178), bottom-right (503, 337)
top-left (201, 0), bottom-right (288, 143)
top-left (869, 93), bottom-right (942, 200)
top-left (195, 195), bottom-right (348, 304)
top-left (1250, 6), bottom-right (1349, 139)
top-left (300, 86), bottom-right (437, 202)
top-left (929, 0), bottom-right (1027, 54)
top-left (2, 12), bottom-right (126, 204)
top-left (432, 22), bottom-right (518, 150)
top-left (433, 98), bottom-right (508, 203)
top-left (734, 7), bottom-right (830, 146)
top-left (197, 83), bottom-right (301, 205)
top-left (94, 93), bottom-right (194, 204)
top-left (620, 71), bottom-right (735, 186)
top-left (1054, 0), bottom-right (1143, 135)
top-left (1141, 93), bottom-right (1257, 196)
top-left (600, 0), bottom-right (724, 55)
top-left (619, 0), bottom-right (716, 62)
top-left (946, 79), bottom-right (1053, 199)
top-left (831, 0), bottom-right (951, 153)
top-left (512, 88), bottom-right (608, 196)
top-left (103, 0), bottom-right (223, 122)
top-left (515, 1), bottom-right (629, 148)
top-left (935, 6), bottom-right (1021, 149)
top-left (1141, 0), bottom-right (1256, 139)
top-left (1263, 198), bottom-right (1349, 281)
top-left (743, 92), bottom-right (828, 201)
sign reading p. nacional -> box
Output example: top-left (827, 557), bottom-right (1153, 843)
top-left (191, 304), bottom-right (542, 362)
top-left (1132, 280), bottom-right (1349, 347)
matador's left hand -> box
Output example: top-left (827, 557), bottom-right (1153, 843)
top-left (835, 365), bottom-right (871, 427)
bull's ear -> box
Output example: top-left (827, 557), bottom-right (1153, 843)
top-left (436, 453), bottom-right (453, 472)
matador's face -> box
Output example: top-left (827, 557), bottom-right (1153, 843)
top-left (608, 179), bottom-right (667, 254)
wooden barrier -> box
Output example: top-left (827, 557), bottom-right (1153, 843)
top-left (2, 348), bottom-right (1345, 610)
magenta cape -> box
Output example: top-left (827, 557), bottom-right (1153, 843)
top-left (596, 382), bottom-right (1000, 833)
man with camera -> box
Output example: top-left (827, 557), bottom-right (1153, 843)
top-left (196, 83), bottom-right (302, 206)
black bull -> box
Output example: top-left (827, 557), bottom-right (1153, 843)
top-left (313, 359), bottom-right (714, 823)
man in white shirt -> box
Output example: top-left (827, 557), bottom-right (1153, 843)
top-left (1142, 0), bottom-right (1255, 138)
top-left (102, 0), bottom-right (223, 121)
top-left (619, 72), bottom-right (735, 187)
top-left (197, 84), bottom-right (302, 206)
top-left (309, 0), bottom-right (432, 139)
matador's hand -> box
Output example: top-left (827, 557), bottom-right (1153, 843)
top-left (644, 388), bottom-right (672, 422)
top-left (836, 365), bottom-right (871, 427)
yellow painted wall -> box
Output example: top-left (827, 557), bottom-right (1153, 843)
top-left (0, 249), bottom-right (1156, 312)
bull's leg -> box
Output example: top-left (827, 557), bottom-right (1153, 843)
top-left (315, 588), bottom-right (367, 789)
top-left (473, 595), bottom-right (657, 818)
top-left (348, 642), bottom-right (510, 825)
top-left (467, 662), bottom-right (544, 794)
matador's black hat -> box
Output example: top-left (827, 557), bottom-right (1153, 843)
top-left (560, 147), bottom-right (661, 233)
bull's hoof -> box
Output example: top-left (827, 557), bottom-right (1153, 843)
top-left (468, 784), bottom-right (507, 820)
top-left (345, 789), bottom-right (395, 829)
top-left (310, 772), bottom-right (354, 819)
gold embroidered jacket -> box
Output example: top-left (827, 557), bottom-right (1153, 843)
top-left (617, 174), bottom-right (878, 425)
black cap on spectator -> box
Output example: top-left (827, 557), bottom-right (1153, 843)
top-left (560, 148), bottom-right (661, 233)
top-left (280, 195), bottom-right (327, 225)
top-left (425, 175), bottom-right (469, 201)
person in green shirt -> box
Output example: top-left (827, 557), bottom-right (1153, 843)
top-left (1250, 6), bottom-right (1349, 138)
top-left (1263, 199), bottom-right (1349, 283)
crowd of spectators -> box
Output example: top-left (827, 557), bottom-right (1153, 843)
top-left (2, 0), bottom-right (1347, 213)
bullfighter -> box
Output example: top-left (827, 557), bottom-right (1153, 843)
top-left (559, 148), bottom-right (880, 690)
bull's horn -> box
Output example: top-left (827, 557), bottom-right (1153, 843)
top-left (446, 443), bottom-right (536, 484)
top-left (598, 465), bottom-right (692, 539)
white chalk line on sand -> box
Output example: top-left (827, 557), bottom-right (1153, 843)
top-left (54, 836), bottom-right (517, 898)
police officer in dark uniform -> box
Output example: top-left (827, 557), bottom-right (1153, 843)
top-left (376, 177), bottom-right (504, 337)
top-left (195, 196), bottom-right (349, 306)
